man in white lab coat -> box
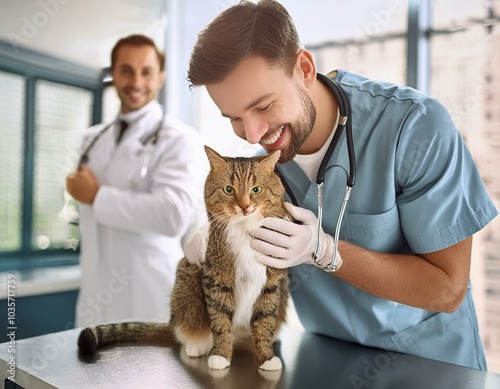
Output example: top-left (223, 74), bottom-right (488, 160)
top-left (66, 35), bottom-right (208, 327)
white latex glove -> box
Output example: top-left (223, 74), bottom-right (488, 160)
top-left (181, 218), bottom-right (209, 267)
top-left (250, 202), bottom-right (342, 270)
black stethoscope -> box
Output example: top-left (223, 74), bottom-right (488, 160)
top-left (280, 73), bottom-right (356, 272)
top-left (77, 114), bottom-right (165, 186)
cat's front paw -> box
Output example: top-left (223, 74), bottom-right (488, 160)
top-left (208, 355), bottom-right (230, 369)
top-left (259, 356), bottom-right (282, 371)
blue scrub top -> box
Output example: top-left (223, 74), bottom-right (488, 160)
top-left (279, 70), bottom-right (498, 370)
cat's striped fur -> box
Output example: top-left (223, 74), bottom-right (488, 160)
top-left (78, 146), bottom-right (290, 371)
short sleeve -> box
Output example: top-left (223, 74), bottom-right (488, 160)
top-left (396, 98), bottom-right (497, 253)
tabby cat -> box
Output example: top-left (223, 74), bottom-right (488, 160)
top-left (78, 146), bottom-right (290, 371)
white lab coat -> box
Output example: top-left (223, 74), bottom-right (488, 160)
top-left (75, 100), bottom-right (208, 327)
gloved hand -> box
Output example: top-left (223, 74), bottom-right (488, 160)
top-left (250, 202), bottom-right (342, 270)
top-left (182, 221), bottom-right (209, 267)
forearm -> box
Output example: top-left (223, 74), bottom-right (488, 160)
top-left (93, 185), bottom-right (194, 236)
top-left (333, 240), bottom-right (469, 312)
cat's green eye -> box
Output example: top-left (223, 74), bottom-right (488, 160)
top-left (252, 186), bottom-right (262, 195)
top-left (223, 186), bottom-right (235, 195)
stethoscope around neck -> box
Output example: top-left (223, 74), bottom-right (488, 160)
top-left (77, 114), bottom-right (165, 186)
top-left (281, 73), bottom-right (356, 272)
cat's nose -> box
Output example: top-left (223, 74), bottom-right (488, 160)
top-left (240, 203), bottom-right (254, 215)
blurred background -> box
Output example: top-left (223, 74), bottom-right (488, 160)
top-left (0, 0), bottom-right (499, 373)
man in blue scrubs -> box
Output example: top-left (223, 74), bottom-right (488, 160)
top-left (186, 0), bottom-right (497, 369)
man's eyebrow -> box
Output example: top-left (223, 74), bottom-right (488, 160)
top-left (244, 93), bottom-right (275, 110)
top-left (118, 64), bottom-right (156, 71)
top-left (221, 93), bottom-right (275, 118)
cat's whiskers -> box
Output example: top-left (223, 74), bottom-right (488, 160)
top-left (207, 212), bottom-right (238, 256)
top-left (209, 212), bottom-right (231, 232)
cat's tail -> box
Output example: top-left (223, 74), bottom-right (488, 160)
top-left (77, 322), bottom-right (177, 357)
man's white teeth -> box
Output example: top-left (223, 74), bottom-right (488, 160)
top-left (262, 126), bottom-right (284, 145)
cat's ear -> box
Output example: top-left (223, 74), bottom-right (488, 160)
top-left (204, 145), bottom-right (227, 169)
top-left (259, 150), bottom-right (281, 171)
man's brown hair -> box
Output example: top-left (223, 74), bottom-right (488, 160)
top-left (111, 34), bottom-right (165, 70)
top-left (187, 0), bottom-right (301, 87)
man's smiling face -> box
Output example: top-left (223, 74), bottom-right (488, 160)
top-left (112, 44), bottom-right (165, 113)
top-left (206, 55), bottom-right (316, 163)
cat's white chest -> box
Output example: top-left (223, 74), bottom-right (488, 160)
top-left (226, 217), bottom-right (267, 338)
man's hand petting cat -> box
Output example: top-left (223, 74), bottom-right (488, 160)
top-left (250, 202), bottom-right (342, 270)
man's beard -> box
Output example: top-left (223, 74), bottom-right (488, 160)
top-left (279, 84), bottom-right (316, 163)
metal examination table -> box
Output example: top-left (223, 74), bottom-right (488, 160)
top-left (1, 326), bottom-right (499, 388)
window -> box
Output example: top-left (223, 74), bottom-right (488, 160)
top-left (32, 80), bottom-right (93, 251)
top-left (0, 71), bottom-right (25, 252)
top-left (307, 0), bottom-right (409, 86)
top-left (312, 38), bottom-right (408, 86)
top-left (0, 44), bottom-right (101, 269)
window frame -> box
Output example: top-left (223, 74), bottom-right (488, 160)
top-left (0, 40), bottom-right (102, 271)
